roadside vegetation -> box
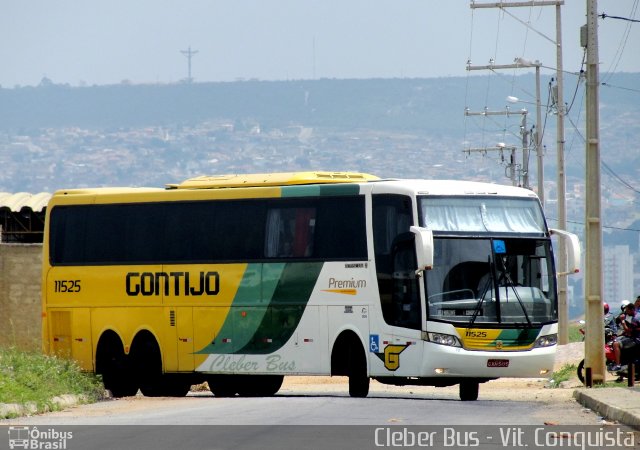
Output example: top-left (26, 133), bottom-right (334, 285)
top-left (0, 346), bottom-right (105, 417)
top-left (549, 364), bottom-right (578, 388)
top-left (553, 324), bottom-right (632, 389)
top-left (568, 321), bottom-right (584, 343)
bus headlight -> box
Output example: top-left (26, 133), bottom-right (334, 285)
top-left (427, 332), bottom-right (462, 347)
top-left (533, 334), bottom-right (557, 348)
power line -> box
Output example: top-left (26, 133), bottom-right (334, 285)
top-left (565, 114), bottom-right (640, 196)
top-left (600, 82), bottom-right (640, 94)
top-left (565, 52), bottom-right (586, 114)
top-left (550, 217), bottom-right (640, 233)
top-left (602, 161), bottom-right (640, 195)
top-left (560, 93), bottom-right (640, 199)
top-left (599, 12), bottom-right (640, 23)
top-left (600, 0), bottom-right (639, 82)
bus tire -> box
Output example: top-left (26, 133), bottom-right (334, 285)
top-left (348, 344), bottom-right (370, 398)
top-left (576, 359), bottom-right (585, 384)
top-left (131, 331), bottom-right (165, 397)
top-left (103, 364), bottom-right (138, 398)
top-left (96, 332), bottom-right (138, 398)
top-left (459, 380), bottom-right (479, 401)
top-left (158, 375), bottom-right (192, 397)
top-left (236, 375), bottom-right (284, 397)
top-left (142, 375), bottom-right (192, 398)
top-left (207, 375), bottom-right (238, 397)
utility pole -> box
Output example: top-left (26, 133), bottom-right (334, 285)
top-left (582, 0), bottom-right (606, 385)
top-left (467, 59), bottom-right (541, 195)
top-left (521, 112), bottom-right (530, 190)
top-left (464, 108), bottom-right (528, 186)
top-left (535, 63), bottom-right (544, 207)
top-left (181, 46), bottom-right (199, 83)
top-left (463, 144), bottom-right (519, 186)
top-left (553, 2), bottom-right (570, 346)
top-left (470, 0), bottom-right (569, 343)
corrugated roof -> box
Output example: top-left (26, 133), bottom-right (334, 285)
top-left (0, 192), bottom-right (51, 213)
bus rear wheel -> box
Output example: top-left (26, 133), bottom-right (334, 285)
top-left (102, 359), bottom-right (138, 398)
top-left (96, 333), bottom-right (138, 398)
top-left (459, 380), bottom-right (479, 401)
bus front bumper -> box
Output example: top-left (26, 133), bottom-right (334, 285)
top-left (419, 342), bottom-right (557, 378)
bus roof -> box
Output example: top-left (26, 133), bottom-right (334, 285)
top-left (166, 172), bottom-right (379, 189)
top-left (370, 179), bottom-right (540, 198)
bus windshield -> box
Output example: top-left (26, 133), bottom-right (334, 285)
top-left (418, 196), bottom-right (556, 326)
top-left (423, 237), bottom-right (557, 325)
top-left (420, 196), bottom-right (546, 234)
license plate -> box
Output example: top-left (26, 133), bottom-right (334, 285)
top-left (487, 359), bottom-right (509, 368)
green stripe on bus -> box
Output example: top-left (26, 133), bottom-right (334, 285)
top-left (194, 263), bottom-right (284, 355)
top-left (195, 262), bottom-right (323, 355)
top-left (493, 328), bottom-right (540, 347)
top-left (281, 184), bottom-right (361, 197)
top-left (237, 261), bottom-right (323, 354)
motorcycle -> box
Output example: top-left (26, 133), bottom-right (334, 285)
top-left (576, 323), bottom-right (639, 383)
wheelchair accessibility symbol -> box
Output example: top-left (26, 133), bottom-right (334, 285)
top-left (369, 334), bottom-right (379, 353)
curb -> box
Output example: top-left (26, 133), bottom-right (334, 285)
top-left (0, 394), bottom-right (86, 419)
top-left (573, 388), bottom-right (640, 430)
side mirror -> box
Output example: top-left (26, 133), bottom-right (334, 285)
top-left (550, 228), bottom-right (581, 275)
top-left (410, 226), bottom-right (434, 275)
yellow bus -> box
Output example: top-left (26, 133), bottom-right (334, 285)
top-left (42, 172), bottom-right (580, 400)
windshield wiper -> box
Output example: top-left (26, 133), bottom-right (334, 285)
top-left (470, 256), bottom-right (493, 326)
top-left (498, 258), bottom-right (532, 327)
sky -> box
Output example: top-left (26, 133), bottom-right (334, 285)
top-left (0, 1), bottom-right (638, 87)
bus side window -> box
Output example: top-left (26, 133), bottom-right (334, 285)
top-left (265, 207), bottom-right (316, 258)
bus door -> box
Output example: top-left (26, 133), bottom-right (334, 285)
top-left (372, 194), bottom-right (424, 377)
top-left (385, 232), bottom-right (424, 377)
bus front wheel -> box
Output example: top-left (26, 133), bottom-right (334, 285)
top-left (459, 380), bottom-right (479, 401)
top-left (348, 344), bottom-right (370, 398)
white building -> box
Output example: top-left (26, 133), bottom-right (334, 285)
top-left (603, 245), bottom-right (634, 307)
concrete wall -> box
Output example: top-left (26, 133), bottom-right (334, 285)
top-left (0, 244), bottom-right (42, 351)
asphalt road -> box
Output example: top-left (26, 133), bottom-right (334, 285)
top-left (1, 377), bottom-right (603, 427)
top-left (4, 380), bottom-right (637, 450)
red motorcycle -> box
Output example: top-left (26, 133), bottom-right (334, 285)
top-left (576, 324), bottom-right (638, 383)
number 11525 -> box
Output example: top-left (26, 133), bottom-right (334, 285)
top-left (54, 280), bottom-right (81, 293)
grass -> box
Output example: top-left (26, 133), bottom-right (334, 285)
top-left (548, 363), bottom-right (578, 388)
top-left (550, 362), bottom-right (636, 389)
top-left (568, 322), bottom-right (585, 343)
top-left (598, 380), bottom-right (629, 388)
top-left (0, 346), bottom-right (105, 417)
